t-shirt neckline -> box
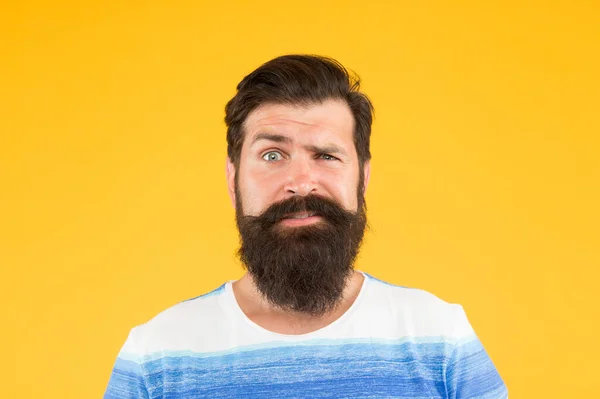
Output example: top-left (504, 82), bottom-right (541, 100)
top-left (224, 271), bottom-right (370, 339)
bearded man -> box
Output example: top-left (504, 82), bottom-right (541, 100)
top-left (104, 55), bottom-right (507, 398)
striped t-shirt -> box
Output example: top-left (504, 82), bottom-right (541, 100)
top-left (104, 272), bottom-right (507, 398)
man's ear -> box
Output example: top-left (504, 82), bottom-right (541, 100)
top-left (362, 161), bottom-right (371, 196)
top-left (225, 157), bottom-right (236, 209)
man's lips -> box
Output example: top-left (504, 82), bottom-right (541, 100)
top-left (280, 212), bottom-right (322, 226)
top-left (283, 211), bottom-right (317, 220)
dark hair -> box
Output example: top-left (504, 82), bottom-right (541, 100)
top-left (225, 54), bottom-right (374, 167)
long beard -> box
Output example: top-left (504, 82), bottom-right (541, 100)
top-left (235, 190), bottom-right (367, 316)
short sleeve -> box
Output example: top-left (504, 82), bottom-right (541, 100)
top-left (445, 305), bottom-right (508, 399)
top-left (103, 327), bottom-right (150, 399)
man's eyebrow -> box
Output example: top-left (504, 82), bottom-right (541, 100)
top-left (303, 144), bottom-right (348, 157)
top-left (251, 133), bottom-right (292, 145)
top-left (251, 132), bottom-right (348, 157)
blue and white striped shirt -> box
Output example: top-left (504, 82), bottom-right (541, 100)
top-left (104, 272), bottom-right (507, 398)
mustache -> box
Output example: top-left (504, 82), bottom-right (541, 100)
top-left (245, 195), bottom-right (356, 227)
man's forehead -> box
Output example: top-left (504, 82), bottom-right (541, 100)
top-left (243, 100), bottom-right (354, 140)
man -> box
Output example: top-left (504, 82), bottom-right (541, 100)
top-left (104, 55), bottom-right (507, 398)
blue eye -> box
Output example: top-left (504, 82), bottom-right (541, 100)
top-left (262, 151), bottom-right (283, 162)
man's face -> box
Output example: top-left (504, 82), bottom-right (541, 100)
top-left (229, 99), bottom-right (368, 218)
top-left (226, 99), bottom-right (370, 315)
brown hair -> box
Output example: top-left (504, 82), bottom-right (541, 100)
top-left (225, 54), bottom-right (374, 167)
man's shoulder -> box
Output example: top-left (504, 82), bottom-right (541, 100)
top-left (130, 282), bottom-right (231, 348)
top-left (362, 272), bottom-right (465, 337)
top-left (155, 282), bottom-right (228, 321)
top-left (364, 272), bottom-right (453, 308)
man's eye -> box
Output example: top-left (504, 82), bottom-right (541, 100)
top-left (262, 151), bottom-right (283, 162)
top-left (319, 154), bottom-right (338, 161)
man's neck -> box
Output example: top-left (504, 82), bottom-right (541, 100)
top-left (232, 271), bottom-right (365, 335)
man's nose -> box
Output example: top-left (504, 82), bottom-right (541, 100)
top-left (283, 157), bottom-right (317, 196)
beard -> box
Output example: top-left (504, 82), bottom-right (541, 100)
top-left (235, 183), bottom-right (367, 317)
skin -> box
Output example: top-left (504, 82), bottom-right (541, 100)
top-left (226, 99), bottom-right (371, 334)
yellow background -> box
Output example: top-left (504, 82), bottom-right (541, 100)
top-left (1, 1), bottom-right (599, 397)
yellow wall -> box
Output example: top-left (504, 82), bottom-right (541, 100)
top-left (2, 1), bottom-right (599, 397)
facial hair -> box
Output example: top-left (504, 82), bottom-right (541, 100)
top-left (235, 186), bottom-right (367, 317)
